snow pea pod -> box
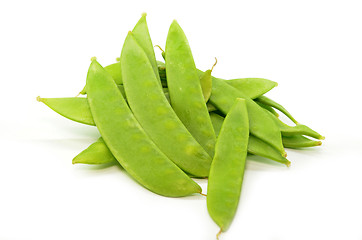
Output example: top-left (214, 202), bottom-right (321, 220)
top-left (255, 95), bottom-right (298, 124)
top-left (86, 59), bottom-right (200, 197)
top-left (121, 32), bottom-right (212, 177)
top-left (264, 110), bottom-right (325, 140)
top-left (72, 137), bottom-right (117, 165)
top-left (37, 96), bottom-right (95, 126)
top-left (199, 58), bottom-right (216, 102)
top-left (210, 112), bottom-right (290, 166)
top-left (282, 135), bottom-right (322, 148)
top-left (207, 98), bottom-right (249, 236)
top-left (165, 20), bottom-right (216, 157)
top-left (209, 76), bottom-right (285, 155)
top-left (225, 78), bottom-right (277, 99)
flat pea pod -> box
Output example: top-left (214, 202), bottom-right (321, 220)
top-left (165, 20), bottom-right (216, 157)
top-left (121, 32), bottom-right (212, 177)
top-left (264, 110), bottom-right (325, 140)
top-left (209, 76), bottom-right (286, 156)
top-left (224, 78), bottom-right (277, 99)
top-left (37, 96), bottom-right (95, 126)
top-left (86, 59), bottom-right (201, 197)
top-left (256, 101), bottom-right (279, 117)
top-left (210, 112), bottom-right (290, 166)
top-left (283, 135), bottom-right (322, 148)
top-left (207, 98), bottom-right (249, 236)
top-left (255, 95), bottom-right (298, 124)
top-left (72, 137), bottom-right (117, 165)
top-left (132, 13), bottom-right (160, 82)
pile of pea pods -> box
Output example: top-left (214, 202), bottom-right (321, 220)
top-left (37, 14), bottom-right (324, 239)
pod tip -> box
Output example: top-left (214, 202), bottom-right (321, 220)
top-left (116, 57), bottom-right (121, 62)
top-left (319, 136), bottom-right (325, 140)
top-left (90, 56), bottom-right (97, 62)
top-left (141, 12), bottom-right (147, 17)
top-left (36, 96), bottom-right (42, 102)
top-left (200, 192), bottom-right (207, 197)
top-left (216, 228), bottom-right (222, 240)
top-left (286, 161), bottom-right (291, 167)
top-left (316, 141), bottom-right (322, 146)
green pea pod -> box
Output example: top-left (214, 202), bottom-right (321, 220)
top-left (132, 13), bottom-right (160, 82)
top-left (282, 135), bottom-right (322, 148)
top-left (207, 98), bottom-right (249, 235)
top-left (256, 101), bottom-right (279, 117)
top-left (255, 95), bottom-right (298, 124)
top-left (209, 76), bottom-right (286, 156)
top-left (121, 32), bottom-right (212, 177)
top-left (225, 78), bottom-right (277, 99)
top-left (165, 20), bottom-right (216, 157)
top-left (264, 110), bottom-right (325, 140)
top-left (72, 137), bottom-right (117, 165)
top-left (37, 96), bottom-right (95, 126)
top-left (210, 112), bottom-right (290, 166)
top-left (86, 59), bottom-right (201, 197)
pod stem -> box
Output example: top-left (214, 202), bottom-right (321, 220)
top-left (200, 193), bottom-right (207, 197)
top-left (211, 57), bottom-right (218, 72)
top-left (154, 45), bottom-right (165, 53)
top-left (216, 228), bottom-right (222, 240)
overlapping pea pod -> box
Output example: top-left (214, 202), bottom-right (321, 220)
top-left (86, 58), bottom-right (201, 197)
top-left (165, 20), bottom-right (216, 157)
top-left (210, 112), bottom-right (290, 166)
top-left (72, 113), bottom-right (289, 167)
top-left (80, 13), bottom-right (162, 95)
top-left (207, 75), bottom-right (286, 156)
top-left (207, 98), bottom-right (249, 238)
top-left (120, 31), bottom-right (212, 177)
top-left (36, 75), bottom-right (270, 127)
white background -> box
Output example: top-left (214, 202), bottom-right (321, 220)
top-left (1, 0), bottom-right (361, 239)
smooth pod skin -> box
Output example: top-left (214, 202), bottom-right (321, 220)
top-left (86, 59), bottom-right (201, 197)
top-left (121, 32), bottom-right (212, 177)
top-left (283, 135), bottom-right (322, 148)
top-left (264, 110), bottom-right (325, 140)
top-left (210, 112), bottom-right (290, 166)
top-left (209, 76), bottom-right (286, 155)
top-left (256, 95), bottom-right (298, 124)
top-left (72, 137), bottom-right (117, 165)
top-left (225, 78), bottom-right (277, 99)
top-left (207, 98), bottom-right (249, 233)
top-left (256, 101), bottom-right (279, 117)
top-left (165, 20), bottom-right (216, 157)
top-left (37, 96), bottom-right (95, 125)
top-left (132, 13), bottom-right (160, 82)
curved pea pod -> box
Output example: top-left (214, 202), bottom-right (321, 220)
top-left (226, 78), bottom-right (278, 99)
top-left (37, 96), bottom-right (95, 126)
top-left (265, 110), bottom-right (325, 140)
top-left (207, 98), bottom-right (249, 235)
top-left (165, 20), bottom-right (216, 157)
top-left (72, 137), bottom-right (117, 165)
top-left (209, 76), bottom-right (286, 156)
top-left (255, 95), bottom-right (298, 124)
top-left (282, 135), bottom-right (322, 148)
top-left (121, 32), bottom-right (212, 177)
top-left (256, 101), bottom-right (279, 117)
top-left (132, 13), bottom-right (160, 81)
top-left (210, 112), bottom-right (290, 166)
top-left (86, 59), bottom-right (201, 197)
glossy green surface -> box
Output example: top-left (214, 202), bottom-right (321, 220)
top-left (207, 99), bottom-right (249, 232)
top-left (165, 20), bottom-right (216, 157)
top-left (86, 59), bottom-right (201, 197)
top-left (121, 32), bottom-right (212, 177)
top-left (209, 76), bottom-right (285, 155)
